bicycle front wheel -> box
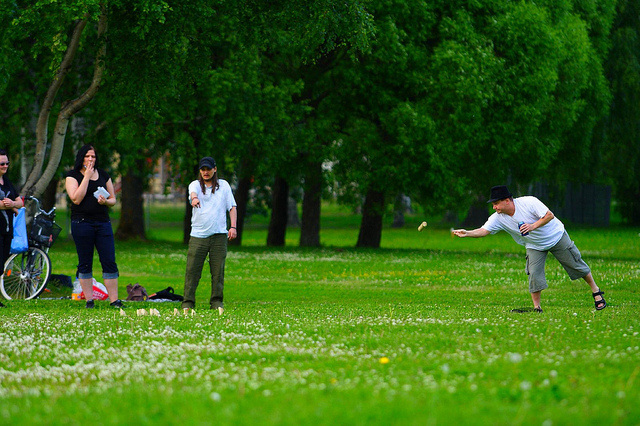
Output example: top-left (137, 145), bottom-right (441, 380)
top-left (1, 248), bottom-right (51, 300)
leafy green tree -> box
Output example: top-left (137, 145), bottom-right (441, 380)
top-left (168, 2), bottom-right (374, 246)
top-left (1, 0), bottom-right (372, 244)
top-left (327, 0), bottom-right (614, 246)
top-left (1, 2), bottom-right (107, 198)
top-left (255, 2), bottom-right (373, 247)
top-left (2, 0), bottom-right (616, 242)
top-left (177, 47), bottom-right (304, 245)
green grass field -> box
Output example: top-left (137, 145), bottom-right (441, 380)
top-left (1, 204), bottom-right (639, 425)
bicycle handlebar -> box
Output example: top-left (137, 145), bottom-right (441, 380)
top-left (24, 196), bottom-right (56, 217)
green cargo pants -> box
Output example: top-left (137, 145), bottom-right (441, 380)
top-left (181, 233), bottom-right (227, 309)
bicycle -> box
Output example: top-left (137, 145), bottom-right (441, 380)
top-left (0, 196), bottom-right (62, 300)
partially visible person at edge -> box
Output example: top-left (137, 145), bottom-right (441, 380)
top-left (64, 144), bottom-right (124, 309)
top-left (452, 185), bottom-right (606, 312)
top-left (0, 149), bottom-right (24, 308)
top-left (182, 156), bottom-right (237, 315)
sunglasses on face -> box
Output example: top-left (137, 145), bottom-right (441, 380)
top-left (0, 162), bottom-right (9, 166)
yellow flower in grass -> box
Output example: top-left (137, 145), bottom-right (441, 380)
top-left (379, 357), bottom-right (390, 364)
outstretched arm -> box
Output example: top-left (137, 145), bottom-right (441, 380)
top-left (452, 228), bottom-right (490, 238)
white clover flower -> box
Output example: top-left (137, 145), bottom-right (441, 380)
top-left (508, 353), bottom-right (523, 363)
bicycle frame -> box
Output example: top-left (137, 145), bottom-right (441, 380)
top-left (0, 196), bottom-right (57, 300)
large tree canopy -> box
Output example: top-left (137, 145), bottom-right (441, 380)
top-left (324, 0), bottom-right (614, 246)
top-left (0, 0), bottom-right (623, 246)
top-left (0, 0), bottom-right (372, 194)
top-left (0, 0), bottom-right (374, 244)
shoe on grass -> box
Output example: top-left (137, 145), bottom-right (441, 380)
top-left (110, 299), bottom-right (125, 308)
top-left (592, 290), bottom-right (607, 310)
top-left (86, 300), bottom-right (95, 309)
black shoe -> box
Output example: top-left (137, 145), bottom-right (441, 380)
top-left (86, 300), bottom-right (95, 309)
top-left (110, 299), bottom-right (125, 308)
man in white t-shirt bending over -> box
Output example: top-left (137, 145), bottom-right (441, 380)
top-left (452, 185), bottom-right (606, 312)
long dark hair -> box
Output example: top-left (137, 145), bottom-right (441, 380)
top-left (199, 171), bottom-right (219, 195)
top-left (73, 144), bottom-right (99, 172)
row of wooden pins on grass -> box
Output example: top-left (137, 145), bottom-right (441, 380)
top-left (119, 308), bottom-right (195, 317)
top-left (120, 307), bottom-right (224, 317)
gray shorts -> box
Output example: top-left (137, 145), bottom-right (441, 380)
top-left (525, 231), bottom-right (591, 293)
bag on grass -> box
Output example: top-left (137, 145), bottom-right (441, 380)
top-left (148, 286), bottom-right (183, 301)
top-left (126, 283), bottom-right (148, 301)
top-left (79, 279), bottom-right (109, 300)
top-left (10, 208), bottom-right (28, 254)
top-left (49, 274), bottom-right (73, 288)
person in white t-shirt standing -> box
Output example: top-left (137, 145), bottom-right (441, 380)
top-left (452, 185), bottom-right (606, 312)
top-left (182, 156), bottom-right (237, 315)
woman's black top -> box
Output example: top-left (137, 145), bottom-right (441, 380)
top-left (0, 177), bottom-right (18, 235)
top-left (66, 168), bottom-right (112, 222)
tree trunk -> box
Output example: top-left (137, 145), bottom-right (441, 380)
top-left (23, 19), bottom-right (88, 196)
top-left (267, 176), bottom-right (289, 246)
top-left (115, 165), bottom-right (146, 241)
top-left (356, 189), bottom-right (385, 248)
top-left (300, 160), bottom-right (322, 247)
top-left (229, 175), bottom-right (252, 246)
top-left (22, 10), bottom-right (107, 198)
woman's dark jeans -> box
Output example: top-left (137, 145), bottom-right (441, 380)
top-left (71, 219), bottom-right (119, 280)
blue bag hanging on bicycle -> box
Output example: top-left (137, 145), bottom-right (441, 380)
top-left (10, 207), bottom-right (28, 254)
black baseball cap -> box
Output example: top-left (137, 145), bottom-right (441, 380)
top-left (199, 157), bottom-right (216, 169)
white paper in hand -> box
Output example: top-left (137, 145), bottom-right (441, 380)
top-left (93, 186), bottom-right (110, 200)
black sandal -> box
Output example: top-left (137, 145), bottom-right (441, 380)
top-left (592, 291), bottom-right (607, 310)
